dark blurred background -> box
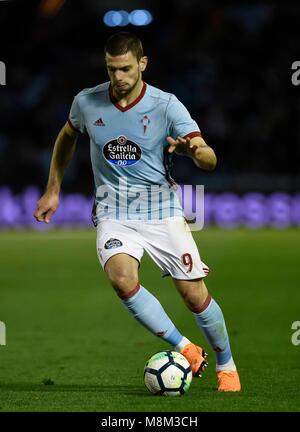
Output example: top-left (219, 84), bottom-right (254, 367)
top-left (0, 0), bottom-right (299, 196)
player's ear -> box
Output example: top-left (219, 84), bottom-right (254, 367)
top-left (139, 56), bottom-right (148, 72)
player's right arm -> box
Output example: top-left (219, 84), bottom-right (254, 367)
top-left (34, 121), bottom-right (79, 223)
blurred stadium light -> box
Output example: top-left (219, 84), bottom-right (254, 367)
top-left (38, 0), bottom-right (65, 17)
top-left (103, 9), bottom-right (153, 27)
top-left (130, 10), bottom-right (153, 26)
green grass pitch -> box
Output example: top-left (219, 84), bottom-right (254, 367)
top-left (0, 228), bottom-right (299, 412)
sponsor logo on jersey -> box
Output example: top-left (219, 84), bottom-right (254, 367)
top-left (104, 238), bottom-right (123, 249)
top-left (94, 117), bottom-right (105, 126)
top-left (103, 135), bottom-right (142, 166)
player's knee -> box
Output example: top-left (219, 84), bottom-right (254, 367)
top-left (184, 291), bottom-right (205, 310)
top-left (107, 272), bottom-right (138, 295)
top-left (180, 280), bottom-right (208, 311)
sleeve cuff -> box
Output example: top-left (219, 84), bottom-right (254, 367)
top-left (68, 118), bottom-right (81, 133)
top-left (183, 131), bottom-right (202, 139)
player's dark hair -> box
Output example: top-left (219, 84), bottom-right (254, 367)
top-left (105, 32), bottom-right (144, 61)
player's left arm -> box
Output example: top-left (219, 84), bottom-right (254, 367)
top-left (167, 135), bottom-right (217, 171)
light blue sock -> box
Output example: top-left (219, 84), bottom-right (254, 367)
top-left (193, 295), bottom-right (233, 366)
top-left (121, 284), bottom-right (183, 346)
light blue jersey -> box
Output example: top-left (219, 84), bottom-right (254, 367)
top-left (68, 82), bottom-right (201, 224)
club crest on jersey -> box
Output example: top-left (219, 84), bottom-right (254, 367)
top-left (104, 238), bottom-right (123, 249)
top-left (103, 135), bottom-right (142, 166)
top-left (141, 115), bottom-right (150, 134)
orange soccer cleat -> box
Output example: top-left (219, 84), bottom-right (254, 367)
top-left (181, 343), bottom-right (208, 377)
top-left (217, 370), bottom-right (241, 392)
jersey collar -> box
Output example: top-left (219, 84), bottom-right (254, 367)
top-left (109, 81), bottom-right (147, 112)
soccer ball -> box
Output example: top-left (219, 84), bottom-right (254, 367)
top-left (143, 351), bottom-right (192, 396)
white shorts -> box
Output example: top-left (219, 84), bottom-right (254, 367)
top-left (96, 217), bottom-right (209, 280)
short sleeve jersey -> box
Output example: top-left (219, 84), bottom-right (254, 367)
top-left (68, 82), bottom-right (201, 224)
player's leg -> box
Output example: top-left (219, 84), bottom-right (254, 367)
top-left (96, 221), bottom-right (186, 348)
top-left (173, 278), bottom-right (241, 392)
top-left (103, 253), bottom-right (186, 347)
top-left (141, 217), bottom-right (240, 388)
top-left (136, 218), bottom-right (208, 376)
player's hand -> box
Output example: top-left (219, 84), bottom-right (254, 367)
top-left (34, 191), bottom-right (59, 224)
top-left (166, 136), bottom-right (199, 156)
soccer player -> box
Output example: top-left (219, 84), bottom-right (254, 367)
top-left (34, 32), bottom-right (241, 392)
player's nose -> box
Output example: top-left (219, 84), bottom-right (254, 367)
top-left (114, 71), bottom-right (123, 81)
top-left (115, 71), bottom-right (124, 84)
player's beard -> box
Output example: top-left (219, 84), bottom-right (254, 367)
top-left (113, 71), bottom-right (141, 98)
